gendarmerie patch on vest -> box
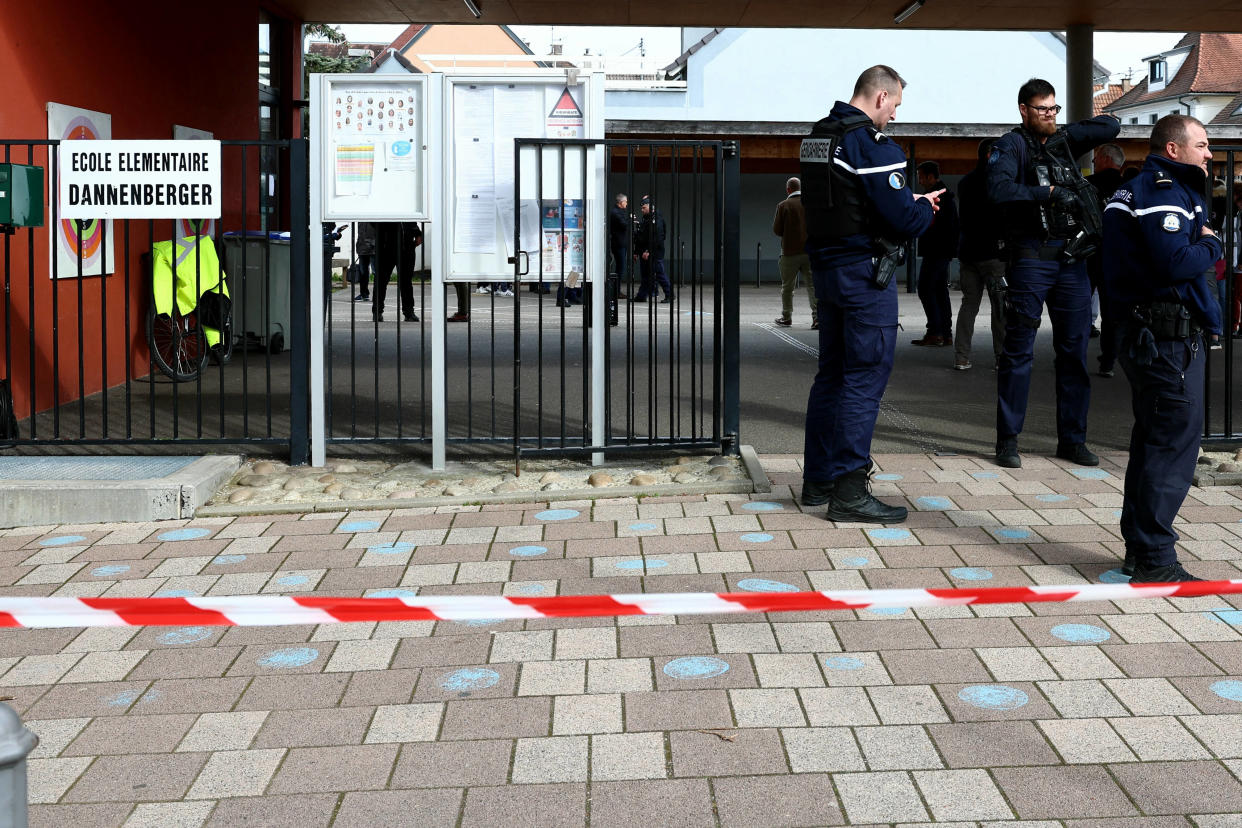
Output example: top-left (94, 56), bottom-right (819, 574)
top-left (888, 172), bottom-right (905, 189)
top-left (1162, 213), bottom-right (1181, 232)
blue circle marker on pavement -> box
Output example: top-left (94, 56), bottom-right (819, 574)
top-left (868, 528), bottom-right (912, 541)
top-left (950, 567), bottom-right (994, 581)
top-left (1099, 568), bottom-right (1131, 584)
top-left (257, 647), bottom-right (319, 669)
top-left (1071, 469), bottom-right (1111, 480)
top-left (338, 520), bottom-right (381, 533)
top-left (824, 656), bottom-right (866, 671)
top-left (644, 560), bottom-right (668, 569)
top-left (1036, 494), bottom-right (1070, 503)
top-left (367, 542), bottom-right (414, 556)
top-left (1050, 623), bottom-right (1111, 644)
top-left (440, 667), bottom-right (501, 692)
top-left (663, 656), bottom-right (731, 679)
top-left (739, 533), bottom-right (774, 543)
top-left (742, 502), bottom-right (783, 512)
top-left (535, 509), bottom-right (579, 521)
top-left (39, 535), bottom-right (86, 547)
top-left (994, 528), bottom-right (1033, 540)
top-left (916, 496), bottom-right (952, 510)
top-left (1210, 679), bottom-right (1242, 702)
top-left (90, 564), bottom-right (130, 577)
top-left (155, 589), bottom-right (197, 598)
top-left (1211, 609), bottom-right (1242, 626)
top-left (275, 575), bottom-right (310, 587)
top-left (958, 684), bottom-right (1029, 710)
top-left (515, 584), bottom-right (546, 595)
top-left (873, 473), bottom-right (903, 481)
top-left (842, 556), bottom-right (871, 567)
top-left (106, 689), bottom-right (141, 707)
top-left (458, 618), bottom-right (505, 627)
top-left (158, 626), bottom-right (212, 645)
top-left (509, 545), bottom-right (549, 557)
top-left (615, 559), bottom-right (646, 570)
top-left (628, 523), bottom-right (658, 531)
top-left (158, 528), bottom-right (211, 542)
top-left (736, 578), bottom-right (800, 592)
top-left (867, 607), bottom-right (907, 616)
top-left (971, 472), bottom-right (999, 480)
top-left (369, 588), bottom-right (416, 599)
top-left (212, 554), bottom-right (247, 565)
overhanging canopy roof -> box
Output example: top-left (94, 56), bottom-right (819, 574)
top-left (293, 0), bottom-right (1236, 32)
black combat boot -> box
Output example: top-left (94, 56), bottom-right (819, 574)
top-left (824, 467), bottom-right (908, 524)
top-left (1130, 561), bottom-right (1202, 583)
top-left (995, 438), bottom-right (1020, 469)
top-left (800, 480), bottom-right (835, 507)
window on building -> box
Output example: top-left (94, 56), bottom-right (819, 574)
top-left (1149, 114), bottom-right (1158, 124)
top-left (258, 11), bottom-right (284, 231)
top-left (1151, 60), bottom-right (1166, 83)
top-left (1129, 117), bottom-right (1139, 124)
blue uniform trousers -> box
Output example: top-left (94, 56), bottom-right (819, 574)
top-left (996, 255), bottom-right (1092, 444)
top-left (1118, 332), bottom-right (1204, 567)
top-left (637, 257), bottom-right (672, 300)
top-left (804, 258), bottom-right (897, 482)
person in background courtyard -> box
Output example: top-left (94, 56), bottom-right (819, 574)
top-left (772, 176), bottom-right (818, 329)
top-left (911, 161), bottom-right (958, 347)
top-left (953, 139), bottom-right (1007, 371)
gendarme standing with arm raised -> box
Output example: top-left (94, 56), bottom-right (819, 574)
top-left (1102, 114), bottom-right (1221, 583)
top-left (799, 65), bottom-right (941, 524)
top-left (988, 78), bottom-right (1119, 469)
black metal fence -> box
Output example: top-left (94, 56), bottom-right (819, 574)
top-left (0, 139), bottom-right (309, 461)
top-left (1203, 146), bottom-right (1241, 444)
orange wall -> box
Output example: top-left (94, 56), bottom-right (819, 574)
top-left (401, 25), bottom-right (538, 72)
top-left (0, 1), bottom-right (277, 417)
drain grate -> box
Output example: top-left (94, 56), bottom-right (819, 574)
top-left (0, 456), bottom-right (197, 481)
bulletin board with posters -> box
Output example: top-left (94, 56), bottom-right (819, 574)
top-left (441, 71), bottom-right (604, 282)
top-left (318, 74), bottom-right (430, 220)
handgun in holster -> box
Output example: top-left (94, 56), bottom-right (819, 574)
top-left (871, 237), bottom-right (904, 289)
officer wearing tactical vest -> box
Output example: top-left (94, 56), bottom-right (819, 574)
top-left (799, 65), bottom-right (941, 524)
top-left (988, 78), bottom-right (1120, 469)
top-left (1102, 114), bottom-right (1221, 583)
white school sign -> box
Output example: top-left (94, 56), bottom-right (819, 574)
top-left (58, 139), bottom-right (221, 219)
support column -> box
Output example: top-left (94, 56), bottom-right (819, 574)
top-left (1065, 24), bottom-right (1095, 126)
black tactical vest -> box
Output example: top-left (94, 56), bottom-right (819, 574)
top-left (801, 114), bottom-right (874, 240)
top-left (1016, 127), bottom-right (1103, 243)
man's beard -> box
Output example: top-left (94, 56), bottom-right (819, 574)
top-left (1024, 118), bottom-right (1057, 137)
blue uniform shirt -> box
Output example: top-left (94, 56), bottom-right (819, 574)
top-left (986, 115), bottom-right (1121, 240)
top-left (807, 101), bottom-right (934, 266)
top-left (1102, 153), bottom-right (1224, 334)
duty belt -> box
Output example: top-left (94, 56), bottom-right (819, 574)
top-left (1128, 301), bottom-right (1200, 341)
top-left (1015, 244), bottom-right (1064, 261)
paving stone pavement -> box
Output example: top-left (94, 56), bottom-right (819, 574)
top-left (9, 450), bottom-right (1242, 827)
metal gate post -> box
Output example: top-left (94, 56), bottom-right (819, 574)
top-left (288, 138), bottom-right (310, 466)
top-left (721, 140), bottom-right (741, 455)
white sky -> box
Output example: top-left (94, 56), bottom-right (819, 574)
top-left (335, 25), bottom-right (1185, 82)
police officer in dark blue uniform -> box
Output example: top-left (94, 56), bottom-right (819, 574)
top-left (1102, 114), bottom-right (1221, 583)
top-left (799, 65), bottom-right (940, 523)
top-left (988, 78), bottom-right (1120, 469)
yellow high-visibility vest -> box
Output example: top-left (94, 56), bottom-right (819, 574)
top-left (151, 236), bottom-right (230, 346)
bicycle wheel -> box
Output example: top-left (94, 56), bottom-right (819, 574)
top-left (148, 307), bottom-right (208, 382)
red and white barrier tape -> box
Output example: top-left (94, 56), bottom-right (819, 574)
top-left (0, 579), bottom-right (1240, 628)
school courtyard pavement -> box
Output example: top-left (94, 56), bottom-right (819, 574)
top-left (7, 450), bottom-right (1242, 827)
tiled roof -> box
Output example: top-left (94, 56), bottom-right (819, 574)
top-left (1093, 83), bottom-right (1129, 115)
top-left (1210, 89), bottom-right (1242, 124)
top-left (1107, 33), bottom-right (1242, 111)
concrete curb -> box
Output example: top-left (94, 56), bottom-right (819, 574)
top-left (197, 446), bottom-right (771, 518)
top-left (1193, 468), bottom-right (1242, 487)
top-left (0, 455), bottom-right (244, 527)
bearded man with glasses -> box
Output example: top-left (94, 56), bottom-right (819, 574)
top-left (987, 78), bottom-right (1120, 469)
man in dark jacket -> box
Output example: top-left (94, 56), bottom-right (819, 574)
top-left (1087, 143), bottom-right (1125, 376)
top-left (911, 161), bottom-right (959, 346)
top-left (634, 195), bottom-right (673, 303)
top-left (609, 194), bottom-right (631, 283)
top-left (954, 139), bottom-right (1007, 371)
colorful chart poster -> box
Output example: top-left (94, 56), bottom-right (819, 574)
top-left (48, 102), bottom-right (115, 279)
top-left (541, 199), bottom-right (584, 276)
top-left (335, 144), bottom-right (376, 196)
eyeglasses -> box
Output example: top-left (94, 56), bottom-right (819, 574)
top-left (1025, 104), bottom-right (1062, 115)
